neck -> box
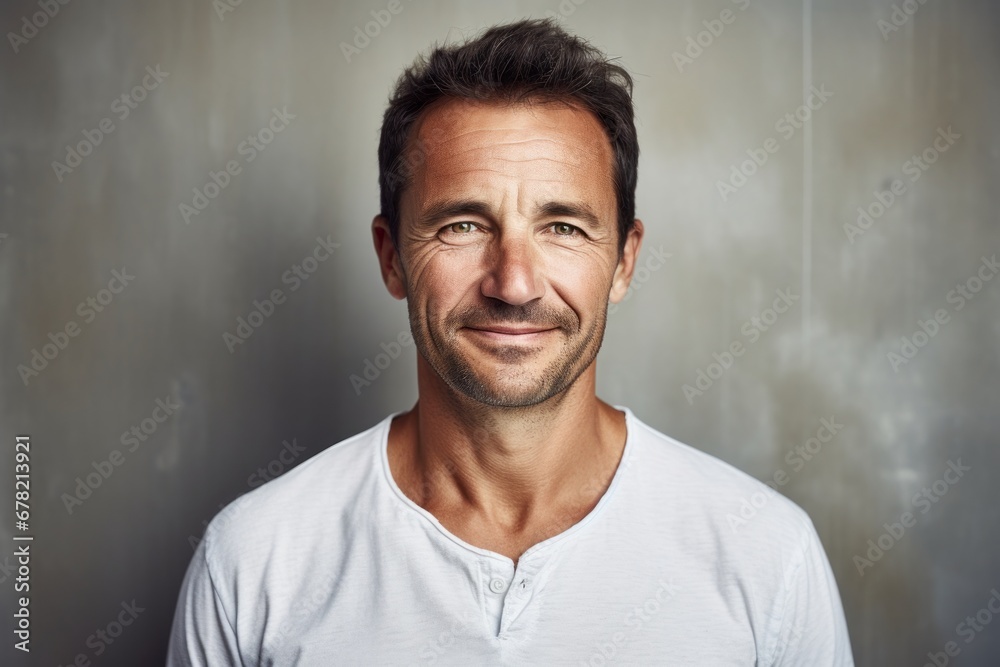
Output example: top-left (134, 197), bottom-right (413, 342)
top-left (391, 355), bottom-right (627, 534)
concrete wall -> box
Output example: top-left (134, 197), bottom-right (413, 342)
top-left (1, 0), bottom-right (998, 664)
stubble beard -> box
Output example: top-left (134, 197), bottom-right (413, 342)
top-left (408, 296), bottom-right (609, 409)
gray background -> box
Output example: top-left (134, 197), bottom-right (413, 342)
top-left (1, 0), bottom-right (998, 664)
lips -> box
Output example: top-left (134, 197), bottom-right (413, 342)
top-left (466, 325), bottom-right (556, 335)
top-left (462, 324), bottom-right (559, 345)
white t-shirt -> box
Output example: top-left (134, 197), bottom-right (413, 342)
top-left (167, 406), bottom-right (854, 666)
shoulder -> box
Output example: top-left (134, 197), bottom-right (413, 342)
top-left (622, 407), bottom-right (817, 556)
top-left (616, 408), bottom-right (851, 663)
top-left (199, 414), bottom-right (392, 574)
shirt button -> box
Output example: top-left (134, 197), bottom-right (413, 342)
top-left (489, 578), bottom-right (506, 593)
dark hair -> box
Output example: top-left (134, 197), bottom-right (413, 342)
top-left (377, 17), bottom-right (638, 255)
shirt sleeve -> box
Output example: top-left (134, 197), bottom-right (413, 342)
top-left (166, 538), bottom-right (244, 667)
top-left (768, 519), bottom-right (855, 667)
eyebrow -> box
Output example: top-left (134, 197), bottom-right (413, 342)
top-left (417, 198), bottom-right (604, 231)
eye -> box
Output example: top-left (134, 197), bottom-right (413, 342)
top-left (448, 222), bottom-right (475, 234)
top-left (551, 222), bottom-right (579, 236)
top-left (438, 221), bottom-right (482, 245)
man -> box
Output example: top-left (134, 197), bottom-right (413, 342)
top-left (168, 18), bottom-right (853, 666)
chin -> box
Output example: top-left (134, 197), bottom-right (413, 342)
top-left (454, 384), bottom-right (561, 409)
top-left (446, 361), bottom-right (577, 408)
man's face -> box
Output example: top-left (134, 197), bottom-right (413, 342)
top-left (375, 97), bottom-right (640, 408)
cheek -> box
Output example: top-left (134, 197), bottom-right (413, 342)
top-left (406, 248), bottom-right (481, 308)
top-left (550, 261), bottom-right (615, 317)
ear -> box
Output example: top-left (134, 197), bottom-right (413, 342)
top-left (372, 215), bottom-right (407, 300)
top-left (609, 219), bottom-right (644, 304)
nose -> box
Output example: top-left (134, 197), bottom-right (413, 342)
top-left (479, 233), bottom-right (544, 306)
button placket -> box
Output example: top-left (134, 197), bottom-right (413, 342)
top-left (480, 560), bottom-right (516, 637)
top-left (497, 561), bottom-right (539, 637)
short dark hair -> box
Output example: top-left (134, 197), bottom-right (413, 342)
top-left (377, 17), bottom-right (639, 255)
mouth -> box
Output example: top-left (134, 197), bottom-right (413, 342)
top-left (463, 325), bottom-right (558, 343)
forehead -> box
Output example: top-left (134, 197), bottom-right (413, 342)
top-left (404, 97), bottom-right (615, 207)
